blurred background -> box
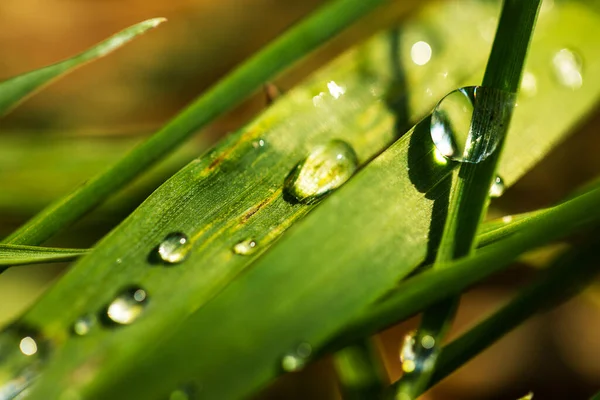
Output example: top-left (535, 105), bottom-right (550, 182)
top-left (1, 0), bottom-right (599, 398)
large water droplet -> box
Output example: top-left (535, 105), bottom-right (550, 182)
top-left (157, 232), bottom-right (190, 264)
top-left (72, 315), bottom-right (97, 336)
top-left (281, 342), bottom-right (312, 372)
top-left (552, 48), bottom-right (583, 89)
top-left (232, 239), bottom-right (257, 256)
top-left (283, 140), bottom-right (358, 204)
top-left (431, 86), bottom-right (514, 163)
top-left (106, 287), bottom-right (148, 325)
top-left (0, 325), bottom-right (48, 399)
top-left (489, 176), bottom-right (505, 198)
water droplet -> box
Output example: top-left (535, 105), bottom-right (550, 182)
top-left (157, 232), bottom-right (190, 264)
top-left (284, 140), bottom-right (358, 204)
top-left (502, 215), bottom-right (513, 224)
top-left (552, 49), bottom-right (583, 89)
top-left (0, 325), bottom-right (48, 399)
top-left (252, 139), bottom-right (266, 149)
top-left (73, 315), bottom-right (96, 336)
top-left (410, 41), bottom-right (432, 66)
top-left (106, 287), bottom-right (148, 325)
top-left (420, 335), bottom-right (435, 349)
top-left (232, 239), bottom-right (257, 256)
top-left (399, 331), bottom-right (437, 375)
top-left (18, 337), bottom-right (37, 356)
top-left (431, 86), bottom-right (514, 163)
top-left (489, 176), bottom-right (505, 198)
top-left (281, 342), bottom-right (312, 372)
top-left (399, 331), bottom-right (417, 374)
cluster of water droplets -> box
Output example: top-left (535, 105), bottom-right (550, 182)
top-left (281, 342), bottom-right (312, 372)
top-left (399, 331), bottom-right (436, 375)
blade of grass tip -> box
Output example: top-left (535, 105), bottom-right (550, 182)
top-left (427, 236), bottom-right (600, 392)
top-left (0, 18), bottom-right (166, 117)
top-left (0, 244), bottom-right (89, 267)
top-left (333, 338), bottom-right (387, 399)
top-left (2, 0), bottom-right (392, 248)
top-left (394, 1), bottom-right (541, 397)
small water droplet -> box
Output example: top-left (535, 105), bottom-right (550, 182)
top-left (0, 325), bottom-right (48, 399)
top-left (420, 335), bottom-right (435, 349)
top-left (73, 315), bottom-right (96, 336)
top-left (552, 48), bottom-right (583, 89)
top-left (281, 342), bottom-right (312, 372)
top-left (520, 71), bottom-right (537, 97)
top-left (106, 287), bottom-right (148, 325)
top-left (233, 239), bottom-right (257, 256)
top-left (157, 232), bottom-right (190, 264)
top-left (252, 139), bottom-right (266, 149)
top-left (489, 176), bottom-right (505, 198)
top-left (502, 215), bottom-right (513, 224)
top-left (431, 86), bottom-right (514, 163)
top-left (284, 140), bottom-right (358, 204)
top-left (399, 330), bottom-right (437, 375)
top-left (410, 41), bottom-right (432, 66)
top-left (116, 258), bottom-right (122, 264)
top-left (399, 331), bottom-right (417, 374)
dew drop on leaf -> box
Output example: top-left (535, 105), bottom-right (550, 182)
top-left (157, 232), bottom-right (190, 264)
top-left (489, 175), bottom-right (505, 198)
top-left (431, 86), bottom-right (514, 163)
top-left (72, 315), bottom-right (97, 336)
top-left (232, 239), bottom-right (257, 256)
top-left (552, 48), bottom-right (583, 89)
top-left (281, 342), bottom-right (312, 372)
top-left (106, 288), bottom-right (148, 325)
top-left (283, 140), bottom-right (358, 204)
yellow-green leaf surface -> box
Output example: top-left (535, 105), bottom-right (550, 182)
top-left (0, 245), bottom-right (88, 267)
top-left (0, 19), bottom-right (165, 117)
top-left (4, 1), bottom-right (599, 399)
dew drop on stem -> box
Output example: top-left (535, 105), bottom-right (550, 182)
top-left (157, 232), bottom-right (191, 264)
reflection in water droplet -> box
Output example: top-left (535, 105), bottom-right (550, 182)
top-left (106, 288), bottom-right (148, 325)
top-left (520, 71), bottom-right (537, 97)
top-left (489, 176), bottom-right (505, 198)
top-left (18, 337), bottom-right (37, 357)
top-left (431, 86), bottom-right (514, 163)
top-left (552, 49), bottom-right (583, 89)
top-left (73, 315), bottom-right (96, 336)
top-left (158, 232), bottom-right (190, 264)
top-left (284, 140), bottom-right (358, 204)
top-left (233, 239), bottom-right (257, 256)
top-left (281, 342), bottom-right (312, 372)
top-left (327, 81), bottom-right (345, 99)
top-left (410, 41), bottom-right (432, 66)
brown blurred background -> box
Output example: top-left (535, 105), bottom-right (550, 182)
top-left (1, 0), bottom-right (599, 399)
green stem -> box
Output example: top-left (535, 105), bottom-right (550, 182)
top-left (427, 237), bottom-right (600, 391)
top-left (394, 1), bottom-right (541, 397)
top-left (2, 0), bottom-right (391, 247)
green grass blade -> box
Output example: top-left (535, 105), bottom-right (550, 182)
top-left (335, 185), bottom-right (600, 347)
top-left (0, 19), bottom-right (165, 118)
top-left (0, 244), bottom-right (89, 267)
top-left (425, 239), bottom-right (600, 391)
top-left (3, 1), bottom-right (600, 399)
top-left (397, 1), bottom-right (541, 396)
top-left (2, 0), bottom-right (392, 247)
top-left (333, 339), bottom-right (386, 399)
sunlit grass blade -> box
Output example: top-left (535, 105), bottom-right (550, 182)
top-left (396, 1), bottom-right (541, 396)
top-left (0, 244), bottom-right (89, 267)
top-left (0, 19), bottom-right (165, 117)
top-left (2, 0), bottom-right (394, 247)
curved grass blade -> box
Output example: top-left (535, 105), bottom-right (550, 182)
top-left (0, 245), bottom-right (89, 267)
top-left (6, 1), bottom-right (600, 399)
top-left (0, 19), bottom-right (165, 117)
top-left (396, 1), bottom-right (541, 397)
top-left (3, 0), bottom-right (394, 247)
